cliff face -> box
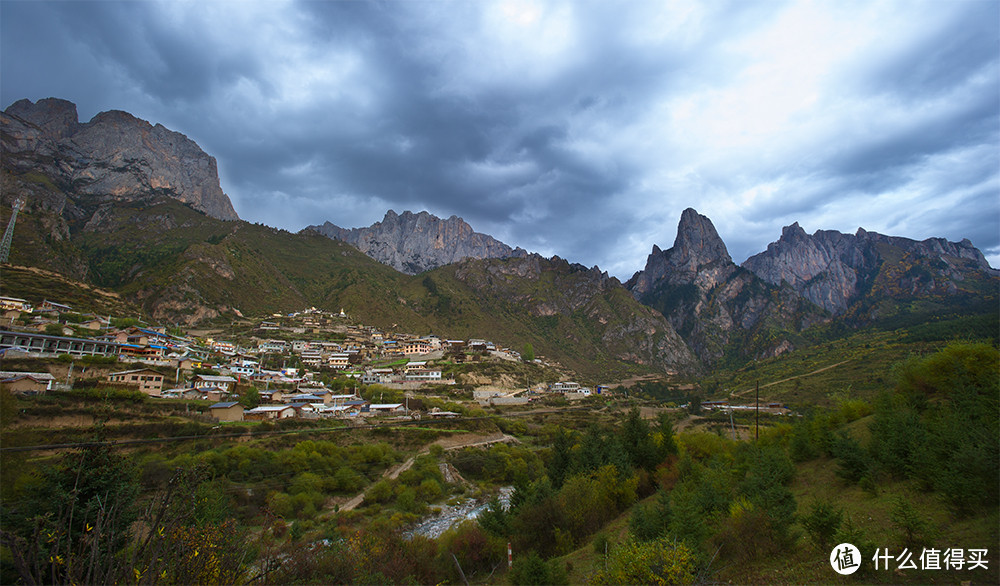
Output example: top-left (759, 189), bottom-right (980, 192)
top-left (742, 223), bottom-right (997, 315)
top-left (626, 209), bottom-right (827, 364)
top-left (308, 210), bottom-right (527, 274)
top-left (1, 98), bottom-right (239, 221)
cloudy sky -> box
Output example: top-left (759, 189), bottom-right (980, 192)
top-left (2, 0), bottom-right (998, 277)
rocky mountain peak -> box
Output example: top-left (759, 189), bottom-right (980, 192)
top-left (307, 210), bottom-right (527, 274)
top-left (780, 222), bottom-right (808, 242)
top-left (1, 97), bottom-right (239, 221)
top-left (673, 207), bottom-right (733, 269)
top-left (625, 208), bottom-right (736, 299)
top-left (5, 97), bottom-right (79, 139)
top-left (743, 223), bottom-right (997, 315)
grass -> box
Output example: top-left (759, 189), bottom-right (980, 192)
top-left (700, 324), bottom-right (996, 410)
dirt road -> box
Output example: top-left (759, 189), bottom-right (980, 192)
top-left (331, 432), bottom-right (518, 513)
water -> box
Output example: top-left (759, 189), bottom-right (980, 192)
top-left (406, 486), bottom-right (513, 539)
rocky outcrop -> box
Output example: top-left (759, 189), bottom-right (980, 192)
top-left (1, 98), bottom-right (239, 221)
top-left (308, 210), bottom-right (527, 274)
top-left (742, 224), bottom-right (997, 315)
top-left (626, 209), bottom-right (826, 364)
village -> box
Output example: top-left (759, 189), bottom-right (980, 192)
top-left (0, 297), bottom-right (614, 422)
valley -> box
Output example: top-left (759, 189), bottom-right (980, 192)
top-left (0, 96), bottom-right (997, 585)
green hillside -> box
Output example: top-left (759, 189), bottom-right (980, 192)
top-left (2, 196), bottom-right (691, 378)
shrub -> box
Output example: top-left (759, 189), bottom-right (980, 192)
top-left (508, 551), bottom-right (567, 585)
top-left (590, 537), bottom-right (696, 585)
top-left (801, 500), bottom-right (844, 551)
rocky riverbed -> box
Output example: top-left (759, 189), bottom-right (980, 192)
top-left (405, 486), bottom-right (513, 539)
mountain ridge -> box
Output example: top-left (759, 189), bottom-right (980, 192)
top-left (2, 97), bottom-right (996, 376)
top-left (306, 210), bottom-right (527, 275)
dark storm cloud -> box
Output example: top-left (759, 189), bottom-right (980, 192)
top-left (2, 0), bottom-right (997, 275)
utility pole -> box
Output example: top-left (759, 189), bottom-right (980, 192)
top-left (755, 380), bottom-right (760, 443)
top-left (0, 198), bottom-right (25, 264)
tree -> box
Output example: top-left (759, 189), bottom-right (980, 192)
top-left (522, 343), bottom-right (535, 362)
top-left (0, 443), bottom-right (140, 585)
top-left (508, 551), bottom-right (567, 585)
top-left (240, 386), bottom-right (261, 409)
top-left (591, 537), bottom-right (695, 585)
top-left (801, 500), bottom-right (844, 551)
top-left (622, 408), bottom-right (659, 472)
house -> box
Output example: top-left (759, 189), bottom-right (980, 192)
top-left (258, 339), bottom-right (287, 353)
top-left (209, 401), bottom-right (244, 422)
top-left (245, 405), bottom-right (297, 420)
top-left (200, 386), bottom-right (231, 402)
top-left (405, 369), bottom-right (442, 382)
top-left (287, 402), bottom-right (315, 417)
top-left (107, 368), bottom-right (165, 396)
top-left (118, 344), bottom-right (167, 361)
top-left (361, 369), bottom-right (394, 385)
top-left (0, 372), bottom-right (54, 395)
top-left (550, 382), bottom-right (581, 393)
top-left (38, 300), bottom-right (73, 313)
top-left (300, 349), bottom-right (323, 367)
top-left (175, 357), bottom-right (200, 371)
top-left (0, 297), bottom-right (32, 312)
top-left (78, 318), bottom-right (108, 331)
top-left (285, 393), bottom-right (328, 405)
top-left (328, 353), bottom-right (350, 369)
top-left (368, 403), bottom-right (405, 415)
top-left (345, 399), bottom-right (371, 413)
top-left (403, 340), bottom-right (431, 355)
top-left (211, 340), bottom-right (236, 353)
top-left (229, 364), bottom-right (257, 377)
top-left (259, 389), bottom-right (285, 403)
top-left (161, 387), bottom-right (202, 400)
top-left (193, 374), bottom-right (237, 392)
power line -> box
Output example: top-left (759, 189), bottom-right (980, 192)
top-left (0, 404), bottom-right (594, 454)
top-left (0, 197), bottom-right (24, 264)
top-left (0, 415), bottom-right (491, 453)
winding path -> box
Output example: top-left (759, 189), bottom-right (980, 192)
top-left (330, 433), bottom-right (519, 513)
top-left (731, 360), bottom-right (851, 398)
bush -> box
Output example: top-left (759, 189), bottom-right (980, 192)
top-left (801, 500), bottom-right (844, 551)
top-left (508, 551), bottom-right (567, 585)
top-left (590, 537), bottom-right (695, 585)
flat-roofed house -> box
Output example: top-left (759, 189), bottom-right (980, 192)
top-left (0, 372), bottom-right (54, 395)
top-left (209, 401), bottom-right (244, 422)
top-left (193, 374), bottom-right (237, 392)
top-left (107, 368), bottom-right (165, 396)
top-left (245, 405), bottom-right (296, 420)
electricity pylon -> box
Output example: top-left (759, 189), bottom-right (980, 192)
top-left (0, 198), bottom-right (24, 264)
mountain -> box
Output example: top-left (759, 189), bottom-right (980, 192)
top-left (0, 190), bottom-right (693, 377)
top-left (626, 209), bottom-right (827, 364)
top-left (307, 210), bottom-right (527, 274)
top-left (742, 222), bottom-right (998, 317)
top-left (2, 97), bottom-right (996, 378)
top-left (1, 97), bottom-right (238, 221)
top-left (436, 254), bottom-right (698, 374)
top-left (627, 208), bottom-right (998, 365)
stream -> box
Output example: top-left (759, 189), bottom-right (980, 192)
top-left (405, 486), bottom-right (513, 539)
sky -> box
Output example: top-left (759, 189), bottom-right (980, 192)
top-left (2, 0), bottom-right (998, 278)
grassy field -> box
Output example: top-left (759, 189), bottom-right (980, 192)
top-left (700, 318), bottom-right (996, 409)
